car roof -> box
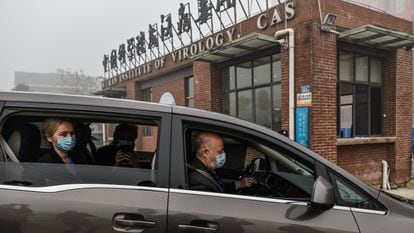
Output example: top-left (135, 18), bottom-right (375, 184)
top-left (0, 91), bottom-right (171, 113)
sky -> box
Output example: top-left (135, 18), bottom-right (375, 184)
top-left (0, 0), bottom-right (190, 90)
top-left (0, 0), bottom-right (290, 91)
top-left (0, 0), bottom-right (406, 91)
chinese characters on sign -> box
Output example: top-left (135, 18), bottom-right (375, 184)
top-left (177, 3), bottom-right (191, 35)
top-left (196, 0), bottom-right (213, 25)
top-left (118, 44), bottom-right (126, 65)
top-left (148, 24), bottom-right (159, 49)
top-left (101, 0), bottom-right (297, 89)
top-left (216, 0), bottom-right (236, 12)
top-left (161, 14), bottom-right (173, 41)
top-left (136, 32), bottom-right (146, 57)
top-left (126, 38), bottom-right (135, 61)
top-left (297, 93), bottom-right (312, 107)
top-left (295, 107), bottom-right (309, 148)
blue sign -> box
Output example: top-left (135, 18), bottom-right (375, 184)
top-left (296, 107), bottom-right (309, 147)
top-left (300, 84), bottom-right (311, 93)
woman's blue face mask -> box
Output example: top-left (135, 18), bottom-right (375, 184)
top-left (56, 136), bottom-right (76, 152)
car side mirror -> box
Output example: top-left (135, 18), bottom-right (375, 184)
top-left (310, 176), bottom-right (334, 211)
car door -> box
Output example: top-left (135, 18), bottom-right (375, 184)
top-left (0, 101), bottom-right (171, 233)
top-left (167, 113), bottom-right (360, 233)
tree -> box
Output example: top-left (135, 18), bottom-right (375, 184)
top-left (12, 83), bottom-right (30, 91)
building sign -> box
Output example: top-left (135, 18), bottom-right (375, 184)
top-left (296, 107), bottom-right (309, 148)
top-left (159, 92), bottom-right (176, 106)
top-left (101, 0), bottom-right (296, 89)
top-left (297, 92), bottom-right (312, 107)
top-left (300, 84), bottom-right (311, 93)
top-left (256, 1), bottom-right (296, 30)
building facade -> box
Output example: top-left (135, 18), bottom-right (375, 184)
top-left (14, 70), bottom-right (101, 96)
top-left (100, 0), bottom-right (414, 185)
top-left (352, 0), bottom-right (414, 125)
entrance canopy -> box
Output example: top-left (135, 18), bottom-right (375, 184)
top-left (192, 33), bottom-right (280, 63)
top-left (338, 24), bottom-right (414, 50)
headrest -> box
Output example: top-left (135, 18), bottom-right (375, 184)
top-left (74, 123), bottom-right (91, 147)
top-left (7, 123), bottom-right (41, 162)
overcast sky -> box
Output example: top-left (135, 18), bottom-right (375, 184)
top-left (0, 0), bottom-right (195, 90)
top-left (0, 0), bottom-right (287, 91)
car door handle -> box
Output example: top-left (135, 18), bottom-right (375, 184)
top-left (178, 224), bottom-right (217, 233)
top-left (113, 214), bottom-right (156, 233)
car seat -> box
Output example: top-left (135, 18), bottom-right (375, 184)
top-left (7, 123), bottom-right (41, 162)
top-left (73, 123), bottom-right (96, 165)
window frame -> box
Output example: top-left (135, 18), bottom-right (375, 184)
top-left (184, 76), bottom-right (194, 108)
top-left (0, 103), bottom-right (171, 188)
top-left (169, 113), bottom-right (317, 201)
top-left (328, 169), bottom-right (387, 211)
top-left (142, 88), bottom-right (153, 137)
top-left (221, 54), bottom-right (282, 131)
top-left (337, 50), bottom-right (384, 138)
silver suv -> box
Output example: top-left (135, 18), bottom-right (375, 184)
top-left (0, 91), bottom-right (412, 233)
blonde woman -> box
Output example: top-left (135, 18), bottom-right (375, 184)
top-left (38, 118), bottom-right (84, 164)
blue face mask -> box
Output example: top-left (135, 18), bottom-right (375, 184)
top-left (56, 136), bottom-right (76, 152)
top-left (116, 140), bottom-right (135, 153)
top-left (117, 140), bottom-right (134, 146)
top-left (213, 152), bottom-right (226, 169)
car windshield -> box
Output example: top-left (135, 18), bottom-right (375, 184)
top-left (256, 143), bottom-right (313, 176)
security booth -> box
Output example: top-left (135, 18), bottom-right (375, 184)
top-left (98, 0), bottom-right (414, 186)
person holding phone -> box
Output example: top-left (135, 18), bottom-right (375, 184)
top-left (95, 123), bottom-right (138, 167)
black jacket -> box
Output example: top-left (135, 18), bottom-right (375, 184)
top-left (94, 145), bottom-right (117, 166)
top-left (188, 158), bottom-right (235, 193)
top-left (36, 148), bottom-right (84, 185)
top-left (38, 148), bottom-right (85, 164)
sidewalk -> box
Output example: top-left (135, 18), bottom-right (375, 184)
top-left (388, 157), bottom-right (414, 200)
top-left (385, 179), bottom-right (414, 200)
top-left (386, 188), bottom-right (414, 199)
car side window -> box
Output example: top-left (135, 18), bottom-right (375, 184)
top-left (329, 172), bottom-right (385, 211)
top-left (0, 114), bottom-right (160, 188)
top-left (185, 128), bottom-right (315, 201)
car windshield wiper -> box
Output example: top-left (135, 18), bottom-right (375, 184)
top-left (381, 191), bottom-right (414, 205)
top-left (3, 180), bottom-right (33, 186)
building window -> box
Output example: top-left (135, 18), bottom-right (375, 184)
top-left (222, 54), bottom-right (281, 131)
top-left (185, 76), bottom-right (194, 108)
top-left (142, 88), bottom-right (152, 103)
top-left (142, 88), bottom-right (153, 136)
top-left (337, 51), bottom-right (383, 138)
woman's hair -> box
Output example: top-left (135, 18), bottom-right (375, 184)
top-left (42, 118), bottom-right (73, 139)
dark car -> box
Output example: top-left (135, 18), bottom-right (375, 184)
top-left (0, 91), bottom-right (412, 233)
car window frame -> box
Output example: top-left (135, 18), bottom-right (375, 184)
top-left (0, 101), bottom-right (172, 189)
top-left (170, 113), bottom-right (317, 201)
top-left (327, 168), bottom-right (387, 211)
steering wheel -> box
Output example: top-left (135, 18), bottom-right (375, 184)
top-left (244, 160), bottom-right (257, 177)
top-left (239, 159), bottom-right (272, 196)
top-left (237, 162), bottom-right (257, 195)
